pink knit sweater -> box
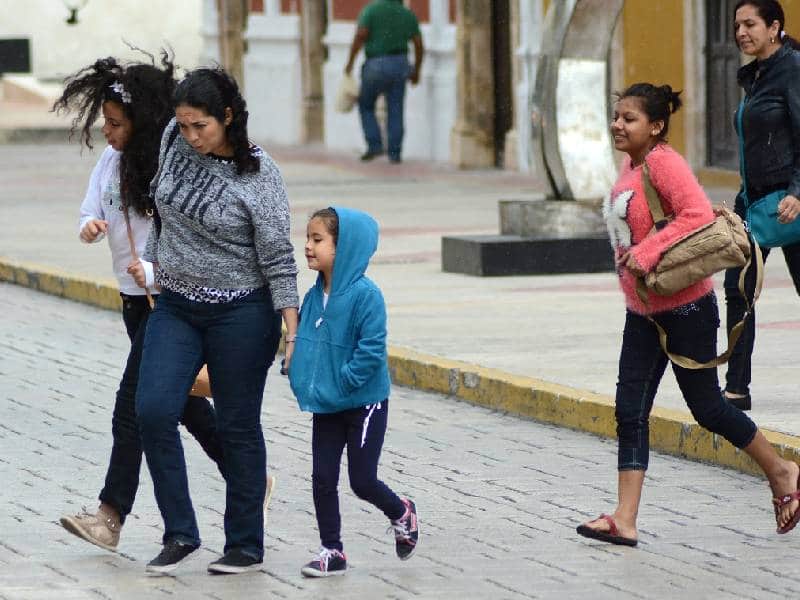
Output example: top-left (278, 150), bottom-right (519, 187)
top-left (603, 143), bottom-right (715, 316)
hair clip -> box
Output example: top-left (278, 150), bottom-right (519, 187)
top-left (109, 81), bottom-right (132, 104)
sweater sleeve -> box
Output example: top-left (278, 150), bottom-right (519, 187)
top-left (629, 149), bottom-right (714, 273)
top-left (78, 147), bottom-right (114, 241)
top-left (340, 287), bottom-right (388, 394)
top-left (249, 159), bottom-right (299, 310)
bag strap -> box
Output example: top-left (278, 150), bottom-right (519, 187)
top-left (122, 204), bottom-right (155, 309)
top-left (735, 100), bottom-right (750, 204)
top-left (651, 241), bottom-right (763, 369)
top-left (636, 164), bottom-right (764, 369)
top-left (642, 164), bottom-right (669, 233)
top-left (634, 165), bottom-right (670, 303)
top-left (151, 122), bottom-right (181, 239)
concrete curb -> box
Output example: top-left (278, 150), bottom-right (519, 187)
top-left (4, 256), bottom-right (800, 476)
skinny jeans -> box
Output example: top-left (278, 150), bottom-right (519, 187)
top-left (616, 293), bottom-right (757, 471)
top-left (136, 288), bottom-right (280, 559)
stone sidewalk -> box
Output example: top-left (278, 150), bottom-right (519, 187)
top-left (2, 140), bottom-right (800, 472)
top-left (3, 282), bottom-right (800, 600)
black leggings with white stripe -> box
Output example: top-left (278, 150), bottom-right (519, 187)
top-left (311, 399), bottom-right (406, 551)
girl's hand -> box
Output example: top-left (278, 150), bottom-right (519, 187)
top-left (80, 219), bottom-right (108, 243)
top-left (617, 250), bottom-right (646, 277)
top-left (778, 195), bottom-right (800, 223)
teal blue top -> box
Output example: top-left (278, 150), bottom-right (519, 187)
top-left (358, 0), bottom-right (421, 58)
top-left (289, 207), bottom-right (391, 413)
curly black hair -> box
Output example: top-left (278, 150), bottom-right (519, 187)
top-left (173, 67), bottom-right (259, 175)
top-left (52, 49), bottom-right (177, 217)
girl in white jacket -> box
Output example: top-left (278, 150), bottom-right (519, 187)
top-left (53, 52), bottom-right (230, 553)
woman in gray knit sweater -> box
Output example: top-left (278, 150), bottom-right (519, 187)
top-left (131, 67), bottom-right (299, 575)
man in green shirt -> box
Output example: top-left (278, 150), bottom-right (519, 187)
top-left (344, 0), bottom-right (424, 163)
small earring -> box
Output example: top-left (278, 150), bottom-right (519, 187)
top-left (770, 37), bottom-right (775, 43)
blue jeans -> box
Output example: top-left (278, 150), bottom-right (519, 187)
top-left (616, 293), bottom-right (757, 471)
top-left (312, 400), bottom-right (405, 551)
top-left (723, 193), bottom-right (800, 395)
top-left (136, 288), bottom-right (281, 558)
top-left (359, 55), bottom-right (411, 160)
top-left (99, 293), bottom-right (223, 523)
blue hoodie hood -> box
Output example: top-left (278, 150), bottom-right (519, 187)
top-left (325, 206), bottom-right (379, 295)
top-left (289, 206), bottom-right (390, 413)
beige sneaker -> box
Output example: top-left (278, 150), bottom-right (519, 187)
top-left (60, 507), bottom-right (121, 552)
top-left (264, 474), bottom-right (276, 525)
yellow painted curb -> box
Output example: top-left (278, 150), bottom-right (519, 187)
top-left (4, 257), bottom-right (800, 476)
top-left (0, 257), bottom-right (121, 311)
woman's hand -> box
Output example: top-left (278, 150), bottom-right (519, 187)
top-left (280, 307), bottom-right (299, 375)
top-left (282, 339), bottom-right (295, 375)
top-left (616, 250), bottom-right (646, 277)
top-left (79, 219), bottom-right (108, 243)
top-left (778, 194), bottom-right (800, 223)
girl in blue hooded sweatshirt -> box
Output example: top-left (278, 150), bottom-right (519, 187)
top-left (288, 207), bottom-right (419, 577)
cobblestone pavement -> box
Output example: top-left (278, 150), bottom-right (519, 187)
top-left (3, 142), bottom-right (800, 437)
top-left (3, 282), bottom-right (800, 600)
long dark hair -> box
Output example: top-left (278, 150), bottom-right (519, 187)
top-left (615, 83), bottom-right (682, 142)
top-left (734, 0), bottom-right (800, 50)
top-left (173, 67), bottom-right (258, 175)
top-left (52, 50), bottom-right (176, 217)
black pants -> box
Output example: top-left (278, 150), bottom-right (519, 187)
top-left (724, 196), bottom-right (800, 395)
top-left (312, 400), bottom-right (405, 551)
top-left (616, 294), bottom-right (757, 470)
top-left (98, 293), bottom-right (224, 523)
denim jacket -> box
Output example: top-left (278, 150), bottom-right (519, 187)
top-left (737, 43), bottom-right (800, 200)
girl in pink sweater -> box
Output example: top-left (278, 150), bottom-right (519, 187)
top-left (576, 83), bottom-right (800, 546)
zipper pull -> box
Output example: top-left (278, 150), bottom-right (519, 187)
top-left (315, 317), bottom-right (323, 328)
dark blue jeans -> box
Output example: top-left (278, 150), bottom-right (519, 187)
top-left (616, 293), bottom-right (757, 471)
top-left (136, 288), bottom-right (281, 558)
top-left (312, 400), bottom-right (405, 552)
top-left (724, 195), bottom-right (800, 394)
top-left (359, 55), bottom-right (411, 160)
top-left (99, 293), bottom-right (223, 523)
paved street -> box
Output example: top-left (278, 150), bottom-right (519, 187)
top-left (4, 142), bottom-right (800, 437)
top-left (3, 282), bottom-right (800, 600)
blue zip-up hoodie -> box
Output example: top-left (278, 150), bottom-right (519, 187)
top-left (289, 207), bottom-right (391, 413)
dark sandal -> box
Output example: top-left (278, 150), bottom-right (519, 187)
top-left (773, 473), bottom-right (800, 534)
top-left (576, 513), bottom-right (638, 547)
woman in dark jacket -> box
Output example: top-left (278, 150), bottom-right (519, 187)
top-left (725, 0), bottom-right (800, 411)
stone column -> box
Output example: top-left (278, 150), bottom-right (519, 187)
top-left (503, 0), bottom-right (520, 171)
top-left (449, 0), bottom-right (495, 168)
top-left (299, 1), bottom-right (327, 142)
top-left (217, 0), bottom-right (247, 86)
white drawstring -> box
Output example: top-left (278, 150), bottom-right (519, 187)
top-left (360, 402), bottom-right (382, 448)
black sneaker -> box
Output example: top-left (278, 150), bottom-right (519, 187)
top-left (300, 547), bottom-right (347, 577)
top-left (390, 498), bottom-right (419, 560)
top-left (145, 539), bottom-right (198, 574)
top-left (207, 548), bottom-right (263, 574)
